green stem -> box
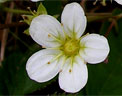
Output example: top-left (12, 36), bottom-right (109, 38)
top-left (87, 16), bottom-right (111, 22)
top-left (3, 7), bottom-right (31, 14)
top-left (1, 6), bottom-right (122, 22)
top-left (87, 13), bottom-right (122, 22)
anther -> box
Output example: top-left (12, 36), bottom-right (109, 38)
top-left (27, 7), bottom-right (36, 16)
top-left (33, 10), bottom-right (37, 14)
top-left (61, 23), bottom-right (63, 26)
top-left (27, 7), bottom-right (31, 10)
top-left (69, 69), bottom-right (72, 73)
top-left (48, 34), bottom-right (51, 37)
top-left (42, 46), bottom-right (45, 48)
top-left (47, 62), bottom-right (50, 64)
top-left (93, 0), bottom-right (97, 5)
top-left (59, 69), bottom-right (62, 72)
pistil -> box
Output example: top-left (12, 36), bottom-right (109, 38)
top-left (61, 38), bottom-right (80, 56)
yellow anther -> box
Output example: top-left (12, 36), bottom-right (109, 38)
top-left (61, 23), bottom-right (63, 26)
top-left (48, 34), bottom-right (51, 37)
top-left (60, 69), bottom-right (62, 72)
top-left (69, 69), bottom-right (72, 73)
top-left (42, 46), bottom-right (45, 48)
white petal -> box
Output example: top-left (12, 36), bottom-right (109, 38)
top-left (31, 0), bottom-right (42, 2)
top-left (61, 3), bottom-right (87, 38)
top-left (26, 49), bottom-right (62, 82)
top-left (80, 34), bottom-right (110, 64)
top-left (59, 56), bottom-right (88, 93)
top-left (29, 15), bottom-right (64, 48)
top-left (114, 0), bottom-right (122, 5)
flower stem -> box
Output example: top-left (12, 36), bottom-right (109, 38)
top-left (87, 13), bottom-right (122, 22)
top-left (3, 7), bottom-right (31, 14)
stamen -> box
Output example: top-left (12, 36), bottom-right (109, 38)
top-left (61, 23), bottom-right (63, 26)
top-left (42, 46), bottom-right (46, 48)
top-left (60, 56), bottom-right (67, 70)
top-left (27, 7), bottom-right (36, 16)
top-left (33, 10), bottom-right (37, 14)
top-left (62, 25), bottom-right (67, 38)
top-left (70, 57), bottom-right (74, 67)
top-left (93, 0), bottom-right (98, 5)
top-left (46, 47), bottom-right (60, 50)
top-left (50, 53), bottom-right (63, 63)
top-left (48, 34), bottom-right (51, 37)
top-left (69, 69), bottom-right (72, 73)
top-left (47, 62), bottom-right (50, 64)
top-left (59, 69), bottom-right (62, 72)
top-left (48, 33), bottom-right (62, 43)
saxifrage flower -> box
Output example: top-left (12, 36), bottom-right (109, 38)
top-left (31, 0), bottom-right (43, 2)
top-left (26, 2), bottom-right (110, 93)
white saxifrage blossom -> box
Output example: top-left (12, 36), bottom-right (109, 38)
top-left (26, 2), bottom-right (110, 93)
top-left (31, 0), bottom-right (42, 2)
top-left (114, 0), bottom-right (122, 5)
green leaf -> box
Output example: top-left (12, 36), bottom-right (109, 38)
top-left (112, 8), bottom-right (122, 16)
top-left (1, 48), bottom-right (57, 95)
top-left (0, 66), bottom-right (8, 95)
top-left (37, 3), bottom-right (47, 15)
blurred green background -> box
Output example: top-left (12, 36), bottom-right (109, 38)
top-left (0, 0), bottom-right (122, 95)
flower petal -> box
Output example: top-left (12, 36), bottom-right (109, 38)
top-left (59, 56), bottom-right (88, 93)
top-left (26, 49), bottom-right (62, 82)
top-left (29, 15), bottom-right (64, 48)
top-left (61, 3), bottom-right (87, 38)
top-left (31, 0), bottom-right (42, 2)
top-left (80, 34), bottom-right (110, 64)
top-left (115, 0), bottom-right (122, 5)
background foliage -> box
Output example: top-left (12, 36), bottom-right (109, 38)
top-left (0, 0), bottom-right (122, 95)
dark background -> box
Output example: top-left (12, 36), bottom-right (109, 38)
top-left (0, 0), bottom-right (122, 95)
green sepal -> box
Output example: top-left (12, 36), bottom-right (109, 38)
top-left (22, 15), bottom-right (34, 25)
top-left (37, 3), bottom-right (47, 15)
top-left (24, 28), bottom-right (30, 35)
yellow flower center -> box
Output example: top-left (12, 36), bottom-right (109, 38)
top-left (62, 39), bottom-right (80, 56)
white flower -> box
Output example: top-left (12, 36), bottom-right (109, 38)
top-left (114, 0), bottom-right (122, 5)
top-left (31, 0), bottom-right (43, 2)
top-left (26, 2), bottom-right (110, 93)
